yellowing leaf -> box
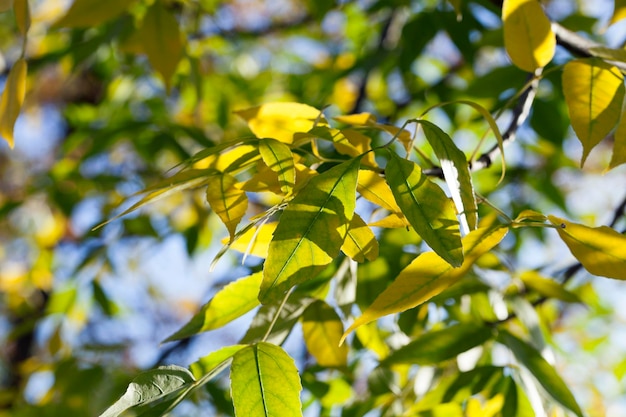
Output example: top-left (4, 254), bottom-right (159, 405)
top-left (357, 169), bottom-right (401, 213)
top-left (548, 215), bottom-right (626, 280)
top-left (333, 112), bottom-right (412, 150)
top-left (206, 173), bottom-right (248, 241)
top-left (258, 138), bottom-right (295, 195)
top-left (165, 273), bottom-right (262, 342)
top-left (519, 271), bottom-right (581, 303)
top-left (562, 59), bottom-right (624, 166)
top-left (53, 0), bottom-right (132, 28)
top-left (611, 0), bottom-right (626, 25)
top-left (302, 300), bottom-right (348, 367)
top-left (13, 0), bottom-right (29, 35)
top-left (235, 102), bottom-right (326, 144)
top-left (339, 129), bottom-right (377, 167)
top-left (502, 0), bottom-right (555, 71)
top-left (342, 226), bottom-right (507, 340)
top-left (0, 58), bottom-right (27, 149)
top-left (610, 107), bottom-right (626, 169)
top-left (260, 157), bottom-right (361, 303)
top-left (230, 343), bottom-right (303, 417)
top-left (139, 0), bottom-right (184, 92)
top-left (368, 213), bottom-right (409, 228)
top-left (385, 152), bottom-right (463, 267)
top-left (226, 222), bottom-right (277, 258)
top-left (334, 113), bottom-right (376, 125)
top-left (342, 214), bottom-right (379, 262)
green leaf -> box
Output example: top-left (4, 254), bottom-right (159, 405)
top-left (13, 0), bottom-right (29, 35)
top-left (302, 300), bottom-right (348, 367)
top-left (382, 323), bottom-right (493, 366)
top-left (0, 58), bottom-right (26, 149)
top-left (53, 0), bottom-right (133, 28)
top-left (548, 215), bottom-right (626, 279)
top-left (417, 119), bottom-right (477, 233)
top-left (342, 225), bottom-right (507, 339)
top-left (502, 376), bottom-right (535, 417)
top-left (385, 151), bottom-right (463, 267)
top-left (498, 330), bottom-right (583, 417)
top-left (260, 157), bottom-right (361, 303)
top-left (164, 273), bottom-right (262, 342)
top-left (342, 213), bottom-right (379, 263)
top-left (190, 345), bottom-right (247, 379)
top-left (258, 138), bottom-right (296, 196)
top-left (230, 342), bottom-right (303, 417)
top-left (519, 271), bottom-right (581, 303)
top-left (562, 58), bottom-right (624, 166)
top-left (99, 365), bottom-right (195, 417)
top-left (206, 173), bottom-right (248, 241)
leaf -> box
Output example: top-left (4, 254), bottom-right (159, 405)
top-left (417, 119), bottom-right (477, 234)
top-left (13, 0), bottom-right (29, 35)
top-left (53, 0), bottom-right (132, 28)
top-left (502, 0), bottom-right (555, 71)
top-left (382, 323), bottom-right (492, 366)
top-left (235, 102), bottom-right (326, 144)
top-left (368, 213), bottom-right (409, 228)
top-left (225, 222), bottom-right (277, 258)
top-left (588, 46), bottom-right (626, 63)
top-left (230, 342), bottom-right (303, 417)
top-left (164, 273), bottom-right (262, 342)
top-left (333, 112), bottom-right (412, 150)
top-left (258, 138), bottom-right (296, 195)
top-left (138, 0), bottom-right (184, 91)
top-left (206, 173), bottom-right (248, 241)
top-left (610, 106), bottom-right (626, 169)
top-left (260, 157), bottom-right (361, 304)
top-left (519, 271), bottom-right (581, 303)
top-left (0, 58), bottom-right (27, 148)
top-left (357, 169), bottom-right (401, 213)
top-left (99, 365), bottom-right (195, 417)
top-left (498, 330), bottom-right (584, 417)
top-left (611, 0), bottom-right (626, 25)
top-left (548, 215), bottom-right (626, 280)
top-left (385, 151), bottom-right (463, 267)
top-left (342, 214), bottom-right (379, 262)
top-left (190, 345), bottom-right (247, 379)
top-left (342, 225), bottom-right (507, 340)
top-left (302, 300), bottom-right (348, 367)
top-left (562, 59), bottom-right (624, 166)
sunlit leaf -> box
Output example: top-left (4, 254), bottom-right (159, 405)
top-left (190, 345), bottom-right (247, 379)
top-left (368, 213), bottom-right (409, 228)
top-left (610, 0), bottom-right (626, 25)
top-left (341, 129), bottom-right (377, 167)
top-left (230, 342), bottom-right (302, 417)
top-left (382, 323), bottom-right (492, 365)
top-left (54, 0), bottom-right (133, 28)
top-left (342, 226), bottom-right (507, 340)
top-left (502, 0), bottom-right (555, 71)
top-left (502, 376), bottom-right (535, 417)
top-left (548, 215), bottom-right (626, 280)
top-left (260, 157), bottom-right (361, 303)
top-left (357, 169), bottom-right (401, 213)
top-left (342, 214), bottom-right (379, 262)
top-left (164, 273), bottom-right (262, 342)
top-left (562, 59), bottom-right (624, 166)
top-left (99, 365), bottom-right (195, 417)
top-left (206, 173), bottom-right (248, 241)
top-left (334, 112), bottom-right (412, 149)
top-left (0, 58), bottom-right (27, 148)
top-left (519, 271), bottom-right (581, 303)
top-left (13, 0), bottom-right (29, 35)
top-left (259, 138), bottom-right (296, 195)
top-left (385, 151), bottom-right (463, 267)
top-left (225, 222), bottom-right (277, 258)
top-left (498, 330), bottom-right (583, 417)
top-left (302, 300), bottom-right (348, 367)
top-left (418, 119), bottom-right (477, 233)
top-left (610, 106), bottom-right (626, 169)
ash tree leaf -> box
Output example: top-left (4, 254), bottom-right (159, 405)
top-left (609, 106), bottom-right (626, 169)
top-left (190, 345), bottom-right (247, 379)
top-left (230, 342), bottom-right (303, 417)
top-left (302, 300), bottom-right (348, 367)
top-left (519, 271), bottom-right (581, 303)
top-left (417, 119), bottom-right (478, 234)
top-left (385, 151), bottom-right (463, 267)
top-left (206, 173), bottom-right (248, 241)
top-left (548, 215), bottom-right (626, 280)
top-left (164, 273), bottom-right (262, 342)
top-left (357, 169), bottom-right (402, 213)
top-left (382, 323), bottom-right (493, 366)
top-left (342, 225), bottom-right (507, 340)
top-left (0, 58), bottom-right (27, 149)
top-left (498, 330), bottom-right (584, 417)
top-left (260, 157), bottom-right (361, 304)
top-left (99, 365), bottom-right (195, 417)
top-left (53, 0), bottom-right (133, 28)
top-left (562, 58), bottom-right (624, 166)
top-left (342, 213), bottom-right (379, 263)
top-left (502, 0), bottom-right (555, 72)
top-left (259, 138), bottom-right (296, 196)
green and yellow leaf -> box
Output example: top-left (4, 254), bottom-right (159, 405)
top-left (206, 173), bottom-right (248, 241)
top-left (226, 222), bottom-right (277, 258)
top-left (611, 0), bottom-right (626, 25)
top-left (302, 300), bottom-right (348, 367)
top-left (190, 345), bottom-right (247, 379)
top-left (258, 138), bottom-right (296, 196)
top-left (519, 271), bottom-right (581, 303)
top-left (0, 58), bottom-right (27, 148)
top-left (357, 169), bottom-right (401, 213)
top-left (342, 214), bottom-right (379, 262)
top-left (54, 0), bottom-right (132, 28)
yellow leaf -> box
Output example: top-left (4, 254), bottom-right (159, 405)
top-left (368, 213), bottom-right (409, 228)
top-left (357, 169), bottom-right (401, 213)
top-left (302, 300), bottom-right (348, 367)
top-left (334, 113), bottom-right (376, 125)
top-left (195, 144), bottom-right (259, 172)
top-left (53, 0), bottom-right (133, 28)
top-left (225, 222), bottom-right (277, 258)
top-left (138, 0), bottom-right (184, 92)
top-left (342, 129), bottom-right (377, 167)
top-left (258, 138), bottom-right (295, 195)
top-left (562, 59), bottom-right (624, 166)
top-left (13, 0), bottom-right (29, 35)
top-left (206, 174), bottom-right (248, 241)
top-left (342, 214), bottom-right (379, 262)
top-left (341, 226), bottom-right (508, 341)
top-left (548, 216), bottom-right (626, 280)
top-left (611, 0), bottom-right (626, 25)
top-left (235, 102), bottom-right (327, 144)
top-left (503, 0), bottom-right (555, 71)
top-left (609, 107), bottom-right (626, 170)
top-left (333, 112), bottom-right (411, 150)
top-left (355, 322), bottom-right (389, 359)
top-left (0, 58), bottom-right (27, 149)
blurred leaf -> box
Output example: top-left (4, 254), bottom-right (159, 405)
top-left (226, 222), bottom-right (277, 258)
top-left (54, 0), bottom-right (133, 28)
top-left (0, 58), bottom-right (27, 148)
top-left (610, 106), bottom-right (626, 169)
top-left (501, 376), bottom-right (534, 417)
top-left (302, 300), bottom-right (348, 367)
top-left (47, 287), bottom-right (77, 315)
top-left (259, 138), bottom-right (296, 196)
top-left (610, 0), bottom-right (626, 25)
top-left (519, 271), bottom-right (581, 303)
top-left (342, 214), bottom-right (379, 263)
top-left (588, 46), bottom-right (626, 63)
top-left (189, 345), bottom-right (247, 379)
top-left (357, 169), bottom-right (402, 213)
top-left (206, 173), bottom-right (248, 241)
top-left (13, 0), bottom-right (29, 35)
top-left (0, 0), bottom-right (11, 12)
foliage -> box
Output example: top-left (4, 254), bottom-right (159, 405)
top-left (1, 0), bottom-right (626, 416)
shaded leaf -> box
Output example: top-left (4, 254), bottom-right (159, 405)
top-left (548, 215), bottom-right (626, 279)
top-left (13, 0), bottom-right (29, 35)
top-left (385, 151), bottom-right (463, 267)
top-left (610, 106), bottom-right (626, 169)
top-left (588, 46), bottom-right (626, 63)
top-left (357, 169), bottom-right (402, 213)
top-left (190, 345), bottom-right (247, 379)
top-left (259, 138), bottom-right (296, 195)
top-left (0, 58), bottom-right (27, 148)
top-left (260, 157), bottom-right (361, 303)
top-left (302, 300), bottom-right (348, 367)
top-left (54, 0), bottom-right (132, 28)
top-left (206, 173), bottom-right (248, 241)
top-left (231, 343), bottom-right (302, 417)
top-left (342, 214), bottom-right (379, 262)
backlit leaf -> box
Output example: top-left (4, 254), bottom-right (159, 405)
top-left (164, 273), bottom-right (262, 342)
top-left (548, 215), bottom-right (626, 279)
top-left (13, 0), bottom-right (29, 35)
top-left (190, 345), bottom-right (246, 379)
top-left (260, 157), bottom-right (361, 303)
top-left (611, 0), bottom-right (626, 25)
top-left (342, 214), bottom-right (379, 262)
top-left (519, 271), bottom-right (581, 303)
top-left (342, 226), bottom-right (507, 340)
top-left (259, 138), bottom-right (296, 195)
top-left (610, 106), bottom-right (626, 169)
top-left (502, 0), bottom-right (555, 71)
top-left (357, 169), bottom-right (401, 213)
top-left (206, 173), bottom-right (248, 241)
top-left (562, 59), bottom-right (624, 166)
top-left (226, 222), bottom-right (277, 258)
top-left (231, 342), bottom-right (302, 417)
top-left (368, 213), bottom-right (409, 228)
top-left (498, 330), bottom-right (583, 417)
top-left (385, 151), bottom-right (463, 267)
top-left (302, 300), bottom-right (348, 367)
top-left (54, 0), bottom-right (132, 28)
top-left (0, 58), bottom-right (27, 148)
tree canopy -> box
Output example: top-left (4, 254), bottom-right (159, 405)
top-left (1, 0), bottom-right (626, 416)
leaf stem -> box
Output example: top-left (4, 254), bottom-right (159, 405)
top-left (261, 289), bottom-right (293, 343)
